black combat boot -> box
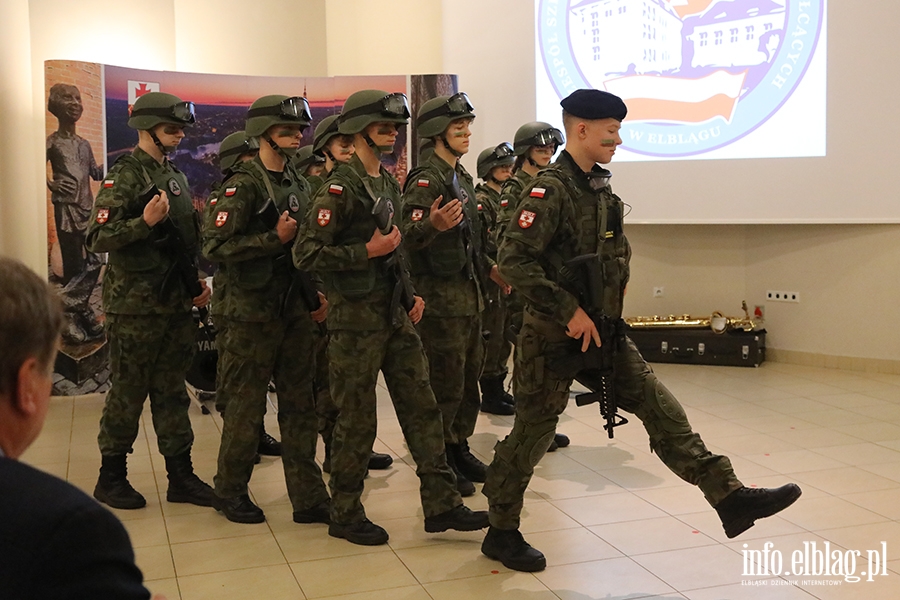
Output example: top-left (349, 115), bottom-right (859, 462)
top-left (258, 424), bottom-right (282, 456)
top-left (212, 493), bottom-right (265, 524)
top-left (445, 445), bottom-right (475, 497)
top-left (329, 519), bottom-right (389, 545)
top-left (164, 451), bottom-right (215, 507)
top-left (424, 504), bottom-right (490, 533)
top-left (448, 441), bottom-right (487, 483)
top-left (715, 483), bottom-right (802, 538)
top-left (546, 433), bottom-right (570, 453)
top-left (94, 454), bottom-right (146, 509)
top-left (368, 451), bottom-right (393, 470)
top-left (293, 499), bottom-right (331, 524)
top-left (479, 375), bottom-right (515, 415)
top-left (481, 526), bottom-right (547, 572)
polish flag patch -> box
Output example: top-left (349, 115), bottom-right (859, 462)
top-left (103, 179), bottom-right (114, 188)
top-left (209, 197), bottom-right (217, 206)
top-left (500, 199), bottom-right (508, 207)
top-left (215, 212), bottom-right (229, 227)
top-left (477, 203), bottom-right (483, 212)
top-left (317, 208), bottom-right (332, 226)
top-left (329, 184), bottom-right (343, 195)
top-left (529, 187), bottom-right (546, 199)
top-left (518, 210), bottom-right (536, 229)
top-left (411, 209), bottom-right (424, 222)
top-left (417, 179), bottom-right (429, 187)
top-left (96, 208), bottom-right (109, 224)
top-left (224, 187), bottom-right (237, 197)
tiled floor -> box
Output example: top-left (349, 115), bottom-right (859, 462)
top-left (22, 361), bottom-right (900, 599)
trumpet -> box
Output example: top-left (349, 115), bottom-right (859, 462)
top-left (624, 301), bottom-right (760, 334)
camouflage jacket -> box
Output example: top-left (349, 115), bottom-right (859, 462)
top-left (85, 147), bottom-right (196, 315)
top-left (400, 154), bottom-right (491, 317)
top-left (498, 150), bottom-right (631, 326)
top-left (293, 154), bottom-right (410, 331)
top-left (201, 156), bottom-right (312, 322)
top-left (494, 169), bottom-right (534, 243)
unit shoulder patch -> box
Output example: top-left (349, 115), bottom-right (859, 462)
top-left (518, 209), bottom-right (536, 229)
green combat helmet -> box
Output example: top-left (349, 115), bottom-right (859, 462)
top-left (476, 142), bottom-right (515, 180)
top-left (245, 94), bottom-right (312, 160)
top-left (416, 92), bottom-right (476, 139)
top-left (337, 89), bottom-right (409, 153)
top-left (128, 91), bottom-right (195, 154)
top-left (313, 114), bottom-right (341, 154)
top-left (128, 92), bottom-right (195, 130)
top-left (218, 131), bottom-right (259, 174)
top-left (513, 121), bottom-right (564, 156)
top-left (293, 145), bottom-right (325, 171)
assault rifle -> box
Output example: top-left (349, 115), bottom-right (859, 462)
top-left (443, 169), bottom-right (487, 293)
top-left (550, 253), bottom-right (628, 439)
top-left (256, 198), bottom-right (325, 332)
top-left (135, 183), bottom-right (208, 322)
top-left (371, 196), bottom-right (417, 320)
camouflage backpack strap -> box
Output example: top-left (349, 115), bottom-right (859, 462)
top-left (249, 160), bottom-right (277, 201)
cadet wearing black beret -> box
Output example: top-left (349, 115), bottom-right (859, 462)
top-left (560, 88), bottom-right (628, 121)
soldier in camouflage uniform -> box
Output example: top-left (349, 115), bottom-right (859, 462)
top-left (86, 92), bottom-right (215, 510)
top-left (480, 89), bottom-right (802, 572)
top-left (495, 122), bottom-right (572, 452)
top-left (297, 114), bottom-right (391, 475)
top-left (208, 132), bottom-right (282, 459)
top-left (202, 95), bottom-right (330, 525)
top-left (293, 145), bottom-right (325, 181)
top-left (474, 143), bottom-right (516, 416)
top-left (400, 93), bottom-right (510, 496)
top-left (294, 89), bottom-right (489, 546)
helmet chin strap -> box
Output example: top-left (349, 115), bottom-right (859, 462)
top-left (149, 129), bottom-right (172, 156)
top-left (439, 135), bottom-right (464, 159)
top-left (262, 132), bottom-right (292, 163)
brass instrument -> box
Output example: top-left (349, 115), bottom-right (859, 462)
top-left (625, 301), bottom-right (760, 334)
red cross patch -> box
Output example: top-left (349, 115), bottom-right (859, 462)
top-left (224, 187), bottom-right (237, 197)
top-left (215, 212), bottom-right (229, 227)
top-left (529, 187), bottom-right (546, 199)
top-left (317, 208), bottom-right (332, 226)
top-left (411, 209), bottom-right (424, 222)
top-left (518, 210), bottom-right (536, 229)
top-left (96, 208), bottom-right (109, 224)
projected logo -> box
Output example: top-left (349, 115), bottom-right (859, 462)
top-left (538, 0), bottom-right (824, 157)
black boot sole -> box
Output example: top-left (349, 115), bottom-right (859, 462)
top-left (328, 524), bottom-right (389, 545)
top-left (167, 489), bottom-right (214, 507)
top-left (93, 486), bottom-right (147, 510)
top-left (424, 515), bottom-right (490, 533)
top-left (723, 486), bottom-right (802, 538)
top-left (481, 544), bottom-right (547, 572)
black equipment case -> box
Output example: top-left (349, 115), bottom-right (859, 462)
top-left (626, 328), bottom-right (766, 368)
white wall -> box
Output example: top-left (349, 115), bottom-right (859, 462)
top-left (2, 0), bottom-right (899, 364)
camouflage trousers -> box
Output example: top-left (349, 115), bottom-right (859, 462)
top-left (417, 314), bottom-right (485, 444)
top-left (315, 329), bottom-right (339, 450)
top-left (213, 316), bottom-right (328, 512)
top-left (99, 312), bottom-right (195, 457)
top-left (483, 314), bottom-right (743, 530)
top-left (327, 319), bottom-right (461, 524)
top-left (481, 291), bottom-right (513, 379)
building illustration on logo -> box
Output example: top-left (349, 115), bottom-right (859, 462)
top-left (538, 0), bottom-right (824, 158)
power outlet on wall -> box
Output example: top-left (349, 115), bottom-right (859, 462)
top-left (767, 290), bottom-right (800, 303)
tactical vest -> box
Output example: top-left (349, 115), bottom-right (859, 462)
top-left (106, 153), bottom-right (197, 277)
top-left (404, 161), bottom-right (480, 279)
top-left (322, 162), bottom-right (394, 299)
top-left (539, 162), bottom-right (630, 319)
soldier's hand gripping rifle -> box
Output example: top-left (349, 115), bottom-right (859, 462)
top-left (371, 197), bottom-right (416, 321)
top-left (257, 198), bottom-right (325, 333)
top-left (550, 253), bottom-right (628, 439)
top-left (135, 183), bottom-right (209, 322)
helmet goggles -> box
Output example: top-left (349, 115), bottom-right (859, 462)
top-left (340, 92), bottom-right (411, 122)
top-left (131, 101), bottom-right (196, 125)
top-left (247, 96), bottom-right (312, 125)
top-left (419, 92), bottom-right (475, 122)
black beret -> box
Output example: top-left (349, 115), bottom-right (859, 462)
top-left (560, 89), bottom-right (627, 121)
